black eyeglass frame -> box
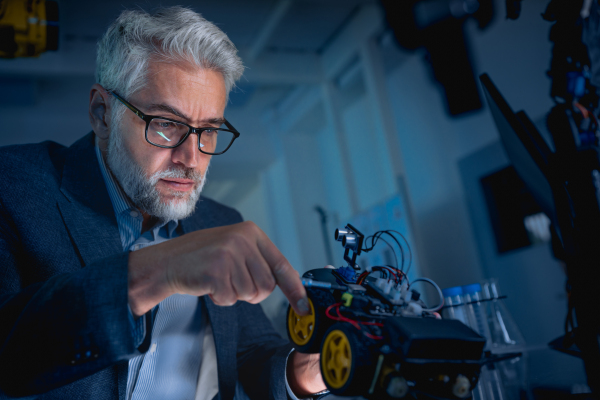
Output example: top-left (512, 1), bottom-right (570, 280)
top-left (108, 91), bottom-right (240, 155)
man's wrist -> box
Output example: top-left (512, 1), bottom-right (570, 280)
top-left (127, 247), bottom-right (174, 318)
top-left (286, 350), bottom-right (328, 398)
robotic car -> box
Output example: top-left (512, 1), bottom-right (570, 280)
top-left (286, 224), bottom-right (510, 400)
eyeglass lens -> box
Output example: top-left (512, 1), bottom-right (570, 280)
top-left (147, 118), bottom-right (235, 154)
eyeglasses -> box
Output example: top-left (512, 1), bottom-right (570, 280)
top-left (108, 91), bottom-right (240, 155)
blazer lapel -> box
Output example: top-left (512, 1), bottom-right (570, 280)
top-left (57, 133), bottom-right (122, 267)
top-left (57, 133), bottom-right (129, 400)
top-left (203, 297), bottom-right (238, 400)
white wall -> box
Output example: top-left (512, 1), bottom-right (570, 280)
top-left (221, 0), bottom-right (559, 316)
top-left (376, 0), bottom-right (554, 288)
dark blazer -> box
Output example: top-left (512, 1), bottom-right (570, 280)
top-left (0, 133), bottom-right (293, 400)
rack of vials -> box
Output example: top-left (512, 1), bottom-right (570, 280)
top-left (441, 280), bottom-right (528, 400)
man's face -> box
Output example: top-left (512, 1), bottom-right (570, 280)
top-left (106, 61), bottom-right (227, 220)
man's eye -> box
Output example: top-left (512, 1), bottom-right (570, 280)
top-left (202, 128), bottom-right (219, 137)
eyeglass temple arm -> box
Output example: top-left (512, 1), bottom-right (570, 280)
top-left (107, 90), bottom-right (146, 120)
top-left (224, 119), bottom-right (239, 135)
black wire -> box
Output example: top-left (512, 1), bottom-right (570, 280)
top-left (363, 231), bottom-right (403, 270)
top-left (376, 237), bottom-right (399, 270)
top-left (383, 230), bottom-right (413, 276)
top-left (362, 234), bottom-right (377, 252)
top-left (379, 231), bottom-right (405, 271)
top-left (361, 229), bottom-right (413, 275)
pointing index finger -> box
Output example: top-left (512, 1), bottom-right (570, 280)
top-left (256, 233), bottom-right (309, 316)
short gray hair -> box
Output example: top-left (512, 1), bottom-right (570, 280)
top-left (96, 6), bottom-right (244, 108)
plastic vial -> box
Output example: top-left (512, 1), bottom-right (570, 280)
top-left (441, 286), bottom-right (468, 325)
top-left (462, 283), bottom-right (492, 350)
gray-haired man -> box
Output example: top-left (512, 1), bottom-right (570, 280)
top-left (0, 7), bottom-right (326, 400)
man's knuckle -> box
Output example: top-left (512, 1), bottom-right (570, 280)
top-left (241, 286), bottom-right (258, 301)
top-left (258, 276), bottom-right (276, 293)
top-left (213, 291), bottom-right (237, 306)
top-left (212, 247), bottom-right (233, 265)
top-left (272, 261), bottom-right (289, 276)
top-left (227, 232), bottom-right (247, 250)
top-left (268, 277), bottom-right (278, 292)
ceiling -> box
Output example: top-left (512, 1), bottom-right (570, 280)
top-left (58, 0), bottom-right (370, 51)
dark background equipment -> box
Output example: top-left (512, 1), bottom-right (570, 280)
top-left (380, 0), bottom-right (600, 393)
top-left (482, 0), bottom-right (600, 394)
top-left (0, 0), bottom-right (59, 58)
top-left (481, 71), bottom-right (600, 395)
top-left (379, 0), bottom-right (494, 116)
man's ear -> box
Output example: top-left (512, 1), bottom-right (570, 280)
top-left (89, 83), bottom-right (112, 140)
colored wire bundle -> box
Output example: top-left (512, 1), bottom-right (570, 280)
top-left (325, 302), bottom-right (384, 340)
top-left (361, 230), bottom-right (413, 275)
top-left (356, 265), bottom-right (407, 286)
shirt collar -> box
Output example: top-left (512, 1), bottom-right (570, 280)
top-left (94, 138), bottom-right (179, 238)
top-left (95, 139), bottom-right (133, 218)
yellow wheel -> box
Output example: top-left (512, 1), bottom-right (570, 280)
top-left (287, 297), bottom-right (316, 346)
top-left (286, 289), bottom-right (335, 353)
top-left (320, 323), bottom-right (374, 396)
top-left (321, 329), bottom-right (352, 389)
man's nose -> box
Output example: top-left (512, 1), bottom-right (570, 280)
top-left (171, 133), bottom-right (200, 168)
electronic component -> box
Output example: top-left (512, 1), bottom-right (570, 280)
top-left (301, 278), bottom-right (347, 291)
top-left (285, 224), bottom-right (512, 400)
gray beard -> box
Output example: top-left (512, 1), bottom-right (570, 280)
top-left (105, 121), bottom-right (208, 221)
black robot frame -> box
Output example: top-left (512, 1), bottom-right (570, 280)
top-left (287, 224), bottom-right (519, 400)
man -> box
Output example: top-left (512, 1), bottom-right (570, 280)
top-left (0, 6), bottom-right (326, 400)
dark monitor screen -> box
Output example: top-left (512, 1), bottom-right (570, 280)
top-left (479, 74), bottom-right (556, 225)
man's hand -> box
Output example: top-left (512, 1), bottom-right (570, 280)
top-left (287, 352), bottom-right (327, 397)
top-left (127, 221), bottom-right (309, 318)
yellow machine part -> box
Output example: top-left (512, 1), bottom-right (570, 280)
top-left (0, 0), bottom-right (58, 58)
top-left (379, 363), bottom-right (397, 388)
top-left (321, 329), bottom-right (352, 389)
top-left (287, 297), bottom-right (316, 346)
top-left (341, 292), bottom-right (353, 307)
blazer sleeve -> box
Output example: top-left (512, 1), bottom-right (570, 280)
top-left (0, 206), bottom-right (138, 397)
top-left (235, 301), bottom-right (295, 400)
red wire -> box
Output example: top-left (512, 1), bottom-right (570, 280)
top-left (382, 267), bottom-right (399, 283)
top-left (357, 272), bottom-right (368, 285)
top-left (574, 102), bottom-right (589, 118)
top-left (326, 303), bottom-right (384, 328)
top-left (335, 305), bottom-right (361, 330)
top-left (325, 302), bottom-right (343, 321)
top-left (360, 320), bottom-right (384, 326)
top-left (357, 267), bottom-right (403, 285)
top-left (364, 333), bottom-right (384, 340)
top-left (326, 303), bottom-right (360, 329)
top-left (325, 302), bottom-right (385, 340)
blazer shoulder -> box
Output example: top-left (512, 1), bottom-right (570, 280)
top-left (195, 196), bottom-right (244, 226)
top-left (0, 141), bottom-right (67, 193)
